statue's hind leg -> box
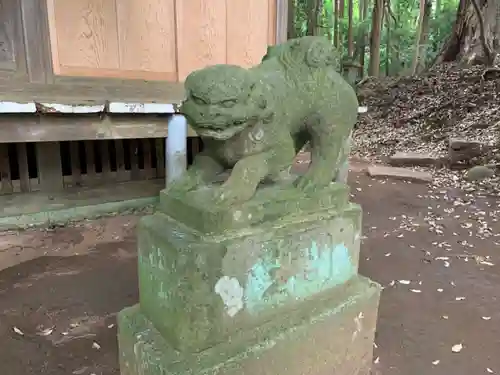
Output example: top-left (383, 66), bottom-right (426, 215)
top-left (294, 114), bottom-right (352, 192)
top-left (334, 131), bottom-right (352, 184)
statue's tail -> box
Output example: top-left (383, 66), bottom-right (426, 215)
top-left (262, 36), bottom-right (341, 72)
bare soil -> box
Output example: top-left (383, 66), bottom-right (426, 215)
top-left (0, 165), bottom-right (499, 375)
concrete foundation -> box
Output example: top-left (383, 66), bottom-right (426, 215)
top-left (118, 276), bottom-right (380, 375)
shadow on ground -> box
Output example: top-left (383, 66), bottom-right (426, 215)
top-left (0, 171), bottom-right (499, 375)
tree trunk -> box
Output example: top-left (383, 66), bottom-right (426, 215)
top-left (333, 0), bottom-right (341, 47)
top-left (288, 0), bottom-right (296, 39)
top-left (385, 7), bottom-right (391, 76)
top-left (307, 0), bottom-right (319, 36)
top-left (347, 0), bottom-right (354, 57)
top-left (412, 0), bottom-right (432, 74)
top-left (358, 0), bottom-right (369, 75)
top-left (436, 0), bottom-right (500, 65)
top-left (368, 0), bottom-right (384, 76)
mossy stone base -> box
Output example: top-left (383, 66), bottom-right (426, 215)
top-left (137, 203), bottom-right (362, 353)
top-left (158, 182), bottom-right (350, 234)
top-left (118, 276), bottom-right (381, 375)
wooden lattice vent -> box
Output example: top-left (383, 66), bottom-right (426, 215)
top-left (0, 138), bottom-right (202, 195)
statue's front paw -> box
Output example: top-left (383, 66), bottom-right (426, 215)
top-left (294, 170), bottom-right (327, 193)
top-left (213, 183), bottom-right (256, 205)
top-left (166, 173), bottom-right (201, 193)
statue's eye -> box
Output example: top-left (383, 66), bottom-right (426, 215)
top-left (192, 95), bottom-right (207, 105)
top-left (220, 99), bottom-right (237, 108)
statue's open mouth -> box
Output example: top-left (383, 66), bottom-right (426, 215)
top-left (194, 121), bottom-right (249, 140)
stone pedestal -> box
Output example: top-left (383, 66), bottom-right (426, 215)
top-left (117, 182), bottom-right (381, 375)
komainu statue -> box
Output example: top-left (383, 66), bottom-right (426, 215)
top-left (174, 36), bottom-right (359, 204)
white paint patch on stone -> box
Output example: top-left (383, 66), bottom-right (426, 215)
top-left (352, 311), bottom-right (364, 341)
top-left (233, 210), bottom-right (242, 221)
top-left (108, 102), bottom-right (175, 114)
top-left (0, 101), bottom-right (36, 113)
top-left (214, 276), bottom-right (244, 317)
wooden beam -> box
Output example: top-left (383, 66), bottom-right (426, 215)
top-left (276, 0), bottom-right (288, 43)
top-left (16, 142), bottom-right (30, 192)
top-left (0, 144), bottom-right (13, 194)
top-left (19, 0), bottom-right (53, 83)
top-left (36, 141), bottom-right (63, 191)
top-left (0, 115), bottom-right (198, 143)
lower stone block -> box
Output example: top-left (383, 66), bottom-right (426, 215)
top-left (118, 276), bottom-right (381, 375)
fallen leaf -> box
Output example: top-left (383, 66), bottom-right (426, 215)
top-left (398, 280), bottom-right (411, 285)
top-left (374, 357), bottom-right (380, 364)
top-left (13, 327), bottom-right (24, 336)
top-left (92, 342), bottom-right (101, 350)
top-left (480, 261), bottom-right (495, 266)
top-left (452, 343), bottom-right (463, 353)
top-left (487, 368), bottom-right (494, 373)
top-left (482, 316), bottom-right (492, 320)
top-left (432, 360), bottom-right (440, 365)
top-left (36, 327), bottom-right (55, 336)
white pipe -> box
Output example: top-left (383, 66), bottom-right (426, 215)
top-left (166, 114), bottom-right (188, 187)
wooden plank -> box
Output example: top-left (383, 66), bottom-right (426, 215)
top-left (175, 0), bottom-right (227, 81)
top-left (155, 138), bottom-right (165, 178)
top-left (0, 0), bottom-right (17, 70)
top-left (56, 66), bottom-right (177, 81)
top-left (20, 0), bottom-right (52, 83)
top-left (99, 140), bottom-right (111, 178)
top-left (36, 142), bottom-right (63, 191)
top-left (275, 0), bottom-right (288, 43)
top-left (0, 115), bottom-right (198, 143)
top-left (84, 140), bottom-right (96, 182)
top-left (227, 0), bottom-right (270, 68)
top-left (46, 0), bottom-right (120, 73)
top-left (0, 79), bottom-right (185, 103)
top-left (115, 139), bottom-right (127, 181)
top-left (141, 138), bottom-right (153, 179)
top-left (116, 0), bottom-right (177, 79)
top-left (129, 139), bottom-right (140, 180)
top-left (0, 143), bottom-right (12, 194)
top-left (268, 0), bottom-right (277, 45)
top-left (70, 141), bottom-right (82, 186)
top-left (16, 142), bottom-right (30, 192)
top-left (0, 0), bottom-right (28, 77)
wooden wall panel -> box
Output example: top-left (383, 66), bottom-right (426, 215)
top-left (116, 0), bottom-right (177, 80)
top-left (175, 0), bottom-right (227, 81)
top-left (0, 0), bottom-right (28, 78)
top-left (47, 0), bottom-right (120, 73)
top-left (226, 0), bottom-right (270, 68)
top-left (0, 0), bottom-right (17, 70)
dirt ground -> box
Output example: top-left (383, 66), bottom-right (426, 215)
top-left (0, 164), bottom-right (499, 375)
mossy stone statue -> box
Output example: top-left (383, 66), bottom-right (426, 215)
top-left (117, 37), bottom-right (380, 375)
top-left (172, 36), bottom-right (358, 204)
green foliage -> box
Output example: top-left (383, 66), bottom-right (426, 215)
top-left (291, 0), bottom-right (459, 76)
